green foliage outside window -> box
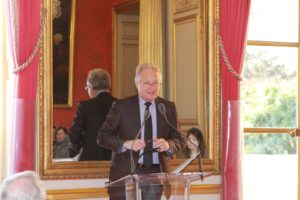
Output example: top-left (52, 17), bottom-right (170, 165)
top-left (242, 50), bottom-right (297, 154)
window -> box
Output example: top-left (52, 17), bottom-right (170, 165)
top-left (241, 0), bottom-right (299, 199)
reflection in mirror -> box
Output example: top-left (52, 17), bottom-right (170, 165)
top-left (53, 126), bottom-right (71, 159)
top-left (175, 127), bottom-right (206, 159)
top-left (52, 0), bottom-right (140, 162)
top-left (39, 0), bottom-right (220, 180)
top-left (66, 68), bottom-right (116, 161)
top-left (52, 0), bottom-right (75, 107)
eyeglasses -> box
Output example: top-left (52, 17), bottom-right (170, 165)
top-left (140, 80), bottom-right (160, 87)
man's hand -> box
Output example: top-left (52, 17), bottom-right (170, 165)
top-left (153, 138), bottom-right (170, 152)
top-left (124, 139), bottom-right (146, 151)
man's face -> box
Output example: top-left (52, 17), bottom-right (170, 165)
top-left (137, 68), bottom-right (160, 102)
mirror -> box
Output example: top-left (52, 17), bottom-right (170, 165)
top-left (38, 0), bottom-right (220, 179)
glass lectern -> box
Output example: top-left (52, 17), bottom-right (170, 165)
top-left (106, 172), bottom-right (211, 200)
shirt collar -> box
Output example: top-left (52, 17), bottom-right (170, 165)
top-left (138, 96), bottom-right (156, 107)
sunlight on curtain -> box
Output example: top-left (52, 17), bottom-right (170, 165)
top-left (0, 0), bottom-right (7, 182)
top-left (220, 1), bottom-right (251, 199)
top-left (0, 0), bottom-right (14, 182)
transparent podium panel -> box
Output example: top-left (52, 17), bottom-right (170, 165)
top-left (106, 172), bottom-right (211, 200)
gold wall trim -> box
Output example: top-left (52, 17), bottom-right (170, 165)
top-left (174, 13), bottom-right (198, 23)
top-left (174, 0), bottom-right (199, 14)
top-left (191, 184), bottom-right (221, 194)
top-left (179, 119), bottom-right (199, 126)
top-left (47, 188), bottom-right (108, 200)
top-left (46, 184), bottom-right (221, 199)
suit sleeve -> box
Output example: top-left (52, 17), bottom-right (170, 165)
top-left (166, 102), bottom-right (185, 154)
top-left (97, 101), bottom-right (124, 152)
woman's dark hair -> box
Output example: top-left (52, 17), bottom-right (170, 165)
top-left (55, 126), bottom-right (68, 136)
top-left (186, 127), bottom-right (205, 156)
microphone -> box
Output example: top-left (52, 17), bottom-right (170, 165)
top-left (130, 110), bottom-right (151, 175)
top-left (158, 103), bottom-right (204, 179)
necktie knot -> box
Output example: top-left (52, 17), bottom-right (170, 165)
top-left (145, 102), bottom-right (152, 110)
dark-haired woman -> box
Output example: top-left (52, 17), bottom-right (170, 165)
top-left (186, 127), bottom-right (205, 157)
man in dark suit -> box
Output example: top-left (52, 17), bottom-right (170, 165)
top-left (69, 68), bottom-right (116, 161)
top-left (97, 63), bottom-right (184, 200)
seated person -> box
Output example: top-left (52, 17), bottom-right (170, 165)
top-left (176, 127), bottom-right (206, 158)
top-left (53, 126), bottom-right (71, 158)
top-left (0, 170), bottom-right (46, 200)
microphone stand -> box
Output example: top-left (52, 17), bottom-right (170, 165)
top-left (158, 103), bottom-right (204, 181)
top-left (130, 111), bottom-right (151, 175)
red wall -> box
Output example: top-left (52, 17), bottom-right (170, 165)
top-left (53, 0), bottom-right (130, 129)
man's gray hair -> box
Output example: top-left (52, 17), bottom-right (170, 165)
top-left (0, 170), bottom-right (46, 200)
top-left (134, 63), bottom-right (162, 86)
top-left (87, 68), bottom-right (111, 90)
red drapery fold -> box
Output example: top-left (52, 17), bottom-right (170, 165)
top-left (6, 0), bottom-right (41, 173)
top-left (219, 0), bottom-right (251, 199)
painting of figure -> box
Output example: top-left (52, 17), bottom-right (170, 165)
top-left (53, 0), bottom-right (75, 106)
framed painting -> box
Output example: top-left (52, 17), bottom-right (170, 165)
top-left (52, 0), bottom-right (75, 107)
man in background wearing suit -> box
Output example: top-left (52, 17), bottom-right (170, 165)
top-left (69, 68), bottom-right (116, 161)
top-left (97, 63), bottom-right (184, 200)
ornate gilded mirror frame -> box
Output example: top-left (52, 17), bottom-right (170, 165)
top-left (38, 0), bottom-right (220, 180)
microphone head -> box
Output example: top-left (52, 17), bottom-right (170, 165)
top-left (144, 110), bottom-right (151, 120)
top-left (158, 103), bottom-right (166, 115)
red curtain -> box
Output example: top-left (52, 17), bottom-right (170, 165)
top-left (219, 0), bottom-right (251, 199)
top-left (6, 0), bottom-right (41, 173)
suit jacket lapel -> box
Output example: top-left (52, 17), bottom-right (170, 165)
top-left (155, 98), bottom-right (164, 138)
top-left (131, 95), bottom-right (142, 139)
